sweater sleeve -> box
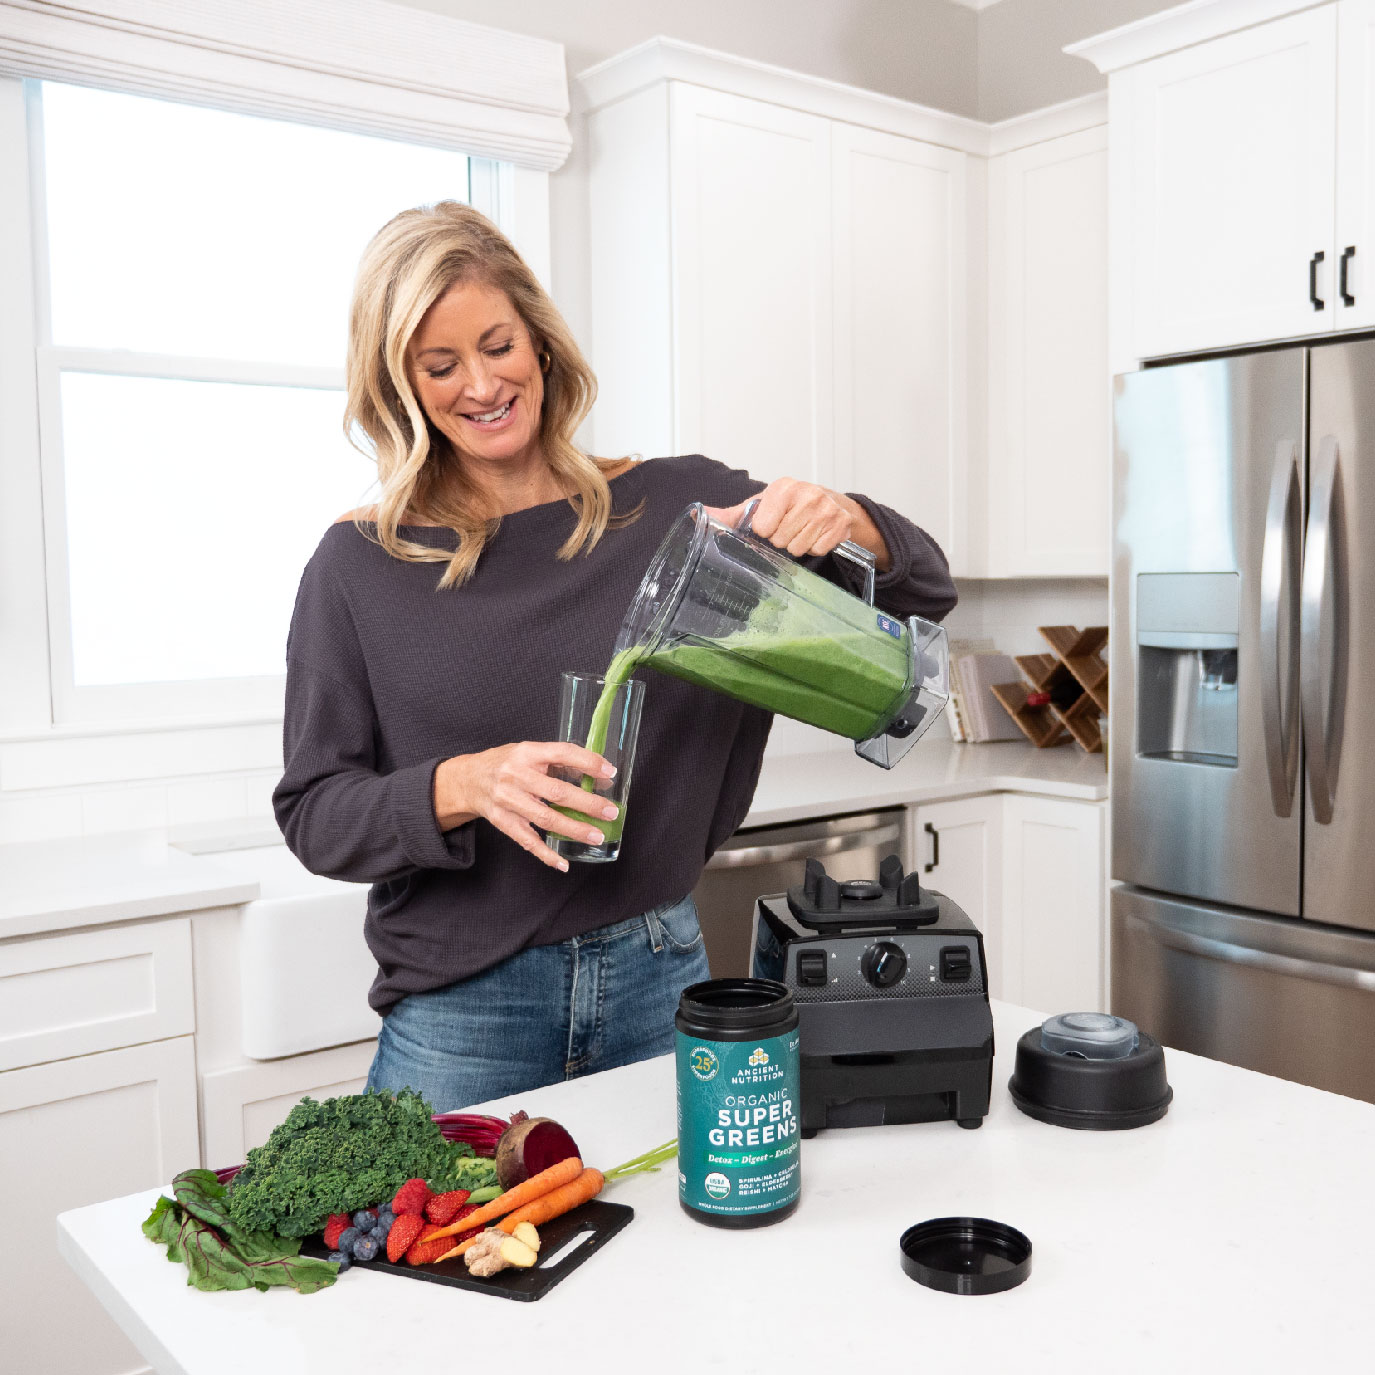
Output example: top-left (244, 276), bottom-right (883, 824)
top-left (831, 490), bottom-right (958, 623)
top-left (272, 542), bottom-right (476, 883)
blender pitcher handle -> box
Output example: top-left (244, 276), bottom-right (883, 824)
top-left (736, 499), bottom-right (877, 604)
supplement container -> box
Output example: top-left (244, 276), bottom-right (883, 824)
top-left (675, 979), bottom-right (801, 1228)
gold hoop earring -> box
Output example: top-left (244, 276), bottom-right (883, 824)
top-left (539, 349), bottom-right (552, 374)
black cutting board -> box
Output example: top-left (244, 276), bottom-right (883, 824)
top-left (301, 1201), bottom-right (634, 1302)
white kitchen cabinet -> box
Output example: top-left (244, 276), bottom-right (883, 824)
top-left (832, 122), bottom-right (966, 561)
top-left (669, 84), bottom-right (834, 488)
top-left (584, 44), bottom-right (974, 570)
top-left (987, 123), bottom-right (1109, 576)
top-left (1337, 0), bottom-right (1375, 329)
top-left (0, 1036), bottom-right (198, 1375)
top-left (908, 795), bottom-right (1004, 991)
top-left (1123, 6), bottom-right (1337, 358)
top-left (909, 792), bottom-right (1106, 1009)
top-left (200, 1039), bottom-right (376, 1166)
top-left (1000, 795), bottom-right (1107, 1013)
top-left (0, 918), bottom-right (194, 1071)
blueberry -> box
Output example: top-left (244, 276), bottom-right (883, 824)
top-left (375, 1208), bottom-right (396, 1231)
top-left (372, 1215), bottom-right (392, 1243)
top-left (336, 1226), bottom-right (361, 1254)
top-left (352, 1210), bottom-right (376, 1233)
top-left (351, 1232), bottom-right (381, 1262)
top-left (328, 1249), bottom-right (351, 1272)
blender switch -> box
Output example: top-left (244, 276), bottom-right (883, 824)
top-left (939, 947), bottom-right (972, 982)
top-left (798, 950), bottom-right (828, 986)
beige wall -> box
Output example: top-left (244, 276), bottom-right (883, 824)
top-left (977, 0), bottom-right (1180, 122)
top-left (400, 0), bottom-right (980, 114)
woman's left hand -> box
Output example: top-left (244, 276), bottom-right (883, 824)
top-left (706, 478), bottom-right (890, 569)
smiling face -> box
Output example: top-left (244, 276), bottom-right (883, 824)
top-left (406, 277), bottom-right (547, 479)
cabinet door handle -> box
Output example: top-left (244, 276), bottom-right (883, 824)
top-left (923, 821), bottom-right (940, 873)
top-left (1310, 250), bottom-right (1326, 311)
top-left (1340, 245), bottom-right (1356, 307)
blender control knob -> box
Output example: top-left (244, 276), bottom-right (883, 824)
top-left (860, 941), bottom-right (907, 988)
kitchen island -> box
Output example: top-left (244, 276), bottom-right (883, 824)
top-left (58, 1001), bottom-right (1375, 1374)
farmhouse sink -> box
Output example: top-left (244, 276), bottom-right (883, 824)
top-left (199, 844), bottom-right (379, 1060)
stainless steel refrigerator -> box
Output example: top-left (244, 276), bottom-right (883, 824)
top-left (1112, 337), bottom-right (1375, 1103)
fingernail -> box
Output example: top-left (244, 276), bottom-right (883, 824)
top-left (557, 860), bottom-right (569, 872)
top-left (604, 764), bottom-right (617, 777)
top-left (602, 805), bottom-right (619, 820)
top-left (588, 831), bottom-right (605, 845)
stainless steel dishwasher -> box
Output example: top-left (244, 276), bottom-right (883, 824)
top-left (690, 808), bottom-right (907, 977)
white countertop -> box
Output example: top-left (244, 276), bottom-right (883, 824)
top-left (0, 831), bottom-right (260, 940)
top-left (0, 739), bottom-right (1104, 940)
top-left (57, 1001), bottom-right (1375, 1374)
top-left (744, 737), bottom-right (1106, 828)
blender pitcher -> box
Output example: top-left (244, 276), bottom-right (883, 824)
top-left (613, 502), bottom-right (949, 767)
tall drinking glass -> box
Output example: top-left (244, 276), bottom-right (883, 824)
top-left (546, 670), bottom-right (644, 864)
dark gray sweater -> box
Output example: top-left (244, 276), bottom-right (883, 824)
top-left (274, 455), bottom-right (956, 1015)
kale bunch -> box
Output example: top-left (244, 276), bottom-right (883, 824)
top-left (226, 1088), bottom-right (472, 1238)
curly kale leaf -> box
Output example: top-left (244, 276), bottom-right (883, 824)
top-left (224, 1088), bottom-right (469, 1238)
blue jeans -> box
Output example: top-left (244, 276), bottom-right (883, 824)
top-left (366, 894), bottom-right (710, 1112)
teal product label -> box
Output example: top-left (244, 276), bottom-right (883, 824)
top-left (676, 1028), bottom-right (801, 1217)
top-left (877, 612), bottom-right (903, 639)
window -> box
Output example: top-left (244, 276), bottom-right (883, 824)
top-left (25, 80), bottom-right (489, 722)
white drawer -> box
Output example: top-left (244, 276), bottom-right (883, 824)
top-left (0, 919), bottom-right (194, 1071)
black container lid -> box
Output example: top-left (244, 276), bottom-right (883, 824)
top-left (1008, 1026), bottom-right (1173, 1130)
top-left (899, 1217), bottom-right (1032, 1295)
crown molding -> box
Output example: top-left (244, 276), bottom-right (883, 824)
top-left (1066, 0), bottom-right (1328, 75)
top-left (985, 91), bottom-right (1108, 157)
top-left (0, 0), bottom-right (571, 169)
top-left (578, 35), bottom-right (990, 157)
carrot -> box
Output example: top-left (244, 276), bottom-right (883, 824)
top-left (496, 1166), bottom-right (604, 1233)
top-left (420, 1156), bottom-right (584, 1244)
top-left (433, 1232), bottom-right (488, 1265)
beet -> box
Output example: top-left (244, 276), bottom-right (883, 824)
top-left (494, 1115), bottom-right (581, 1190)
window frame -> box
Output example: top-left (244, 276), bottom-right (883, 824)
top-left (0, 1), bottom-right (564, 755)
top-left (22, 78), bottom-right (500, 727)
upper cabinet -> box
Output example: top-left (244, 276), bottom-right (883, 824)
top-left (582, 43), bottom-right (978, 573)
top-left (667, 86), bottom-right (836, 492)
top-left (582, 39), bottom-right (1109, 579)
top-left (1337, 0), bottom-right (1375, 330)
top-left (987, 120), bottom-right (1109, 577)
top-left (831, 124), bottom-right (968, 565)
top-left (1074, 0), bottom-right (1375, 364)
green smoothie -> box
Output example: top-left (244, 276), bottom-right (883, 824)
top-left (548, 647), bottom-right (644, 845)
top-left (645, 630), bottom-right (908, 740)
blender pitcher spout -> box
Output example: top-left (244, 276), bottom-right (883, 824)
top-left (854, 616), bottom-right (950, 769)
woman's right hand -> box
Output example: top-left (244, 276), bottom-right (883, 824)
top-left (432, 743), bottom-right (618, 872)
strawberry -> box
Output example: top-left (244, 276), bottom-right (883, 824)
top-left (386, 1212), bottom-right (426, 1264)
top-left (390, 1178), bottom-right (433, 1217)
top-left (424, 1189), bottom-right (471, 1225)
top-left (405, 1232), bottom-right (459, 1266)
top-left (322, 1213), bottom-right (352, 1250)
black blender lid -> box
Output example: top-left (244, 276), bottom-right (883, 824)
top-left (787, 855), bottom-right (939, 930)
top-left (899, 1217), bottom-right (1032, 1295)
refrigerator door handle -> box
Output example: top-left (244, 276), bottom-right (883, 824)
top-left (1260, 440), bottom-right (1302, 817)
top-left (1300, 435), bottom-right (1349, 825)
top-left (1126, 910), bottom-right (1375, 995)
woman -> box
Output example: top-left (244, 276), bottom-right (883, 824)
top-left (275, 200), bottom-right (956, 1113)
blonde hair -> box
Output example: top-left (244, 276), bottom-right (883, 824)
top-left (344, 201), bottom-right (631, 586)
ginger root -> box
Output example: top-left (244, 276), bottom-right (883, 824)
top-left (463, 1228), bottom-right (539, 1278)
top-left (463, 1231), bottom-right (507, 1277)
